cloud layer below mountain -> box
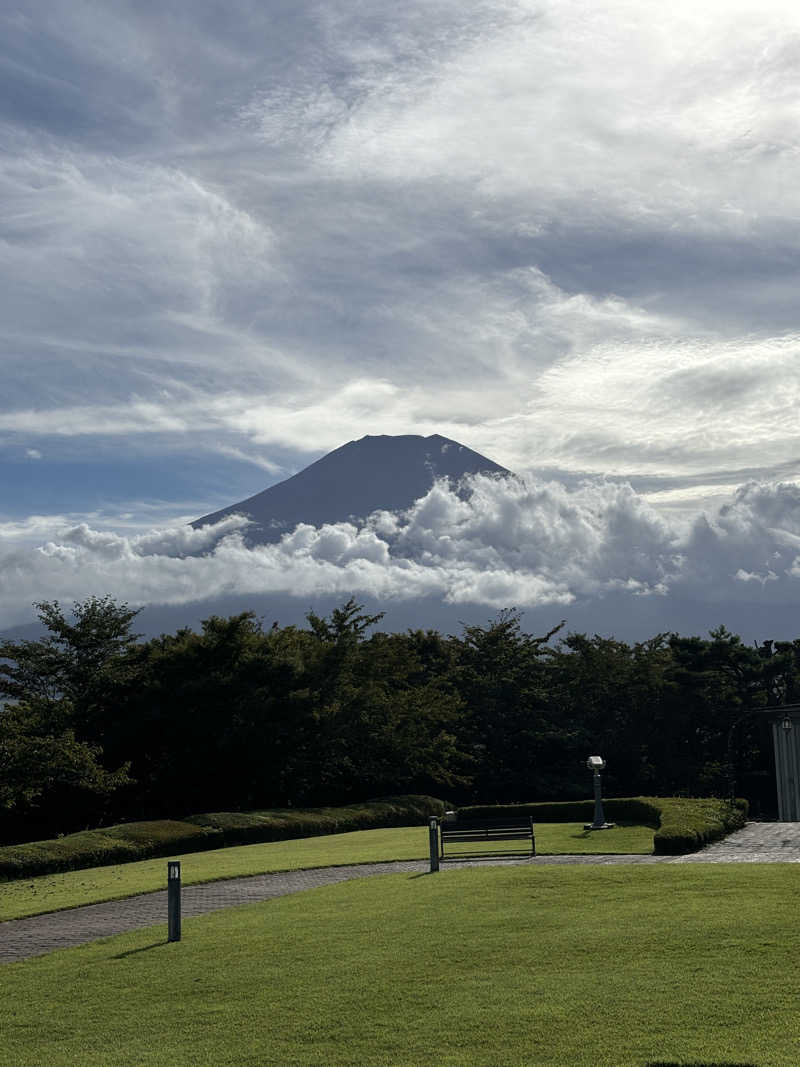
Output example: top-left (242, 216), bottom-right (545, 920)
top-left (2, 475), bottom-right (799, 631)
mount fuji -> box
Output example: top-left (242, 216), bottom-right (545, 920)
top-left (193, 433), bottom-right (511, 544)
top-left (5, 434), bottom-right (796, 646)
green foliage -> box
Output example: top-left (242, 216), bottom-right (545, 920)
top-left (187, 795), bottom-right (446, 845)
top-left (459, 797), bottom-right (661, 825)
top-left (0, 596), bottom-right (139, 835)
top-left (0, 795), bottom-right (445, 881)
top-left (0, 596), bottom-right (141, 713)
top-left (453, 609), bottom-right (565, 801)
top-left (305, 596), bottom-right (384, 642)
top-left (0, 822), bottom-right (222, 880)
top-left (457, 796), bottom-right (748, 854)
top-left (0, 720), bottom-right (130, 815)
top-left (0, 592), bottom-right (794, 840)
top-left (545, 632), bottom-right (672, 797)
top-left (652, 796), bottom-right (749, 854)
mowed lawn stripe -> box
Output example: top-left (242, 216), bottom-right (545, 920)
top-left (2, 864), bottom-right (799, 1066)
top-left (0, 822), bottom-right (654, 921)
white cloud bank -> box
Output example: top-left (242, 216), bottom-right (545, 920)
top-left (2, 475), bottom-right (799, 630)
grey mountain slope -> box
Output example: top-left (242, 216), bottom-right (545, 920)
top-left (193, 433), bottom-right (511, 544)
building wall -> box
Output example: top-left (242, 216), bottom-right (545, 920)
top-left (771, 709), bottom-right (800, 821)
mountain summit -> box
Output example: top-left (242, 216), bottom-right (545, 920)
top-left (193, 434), bottom-right (510, 544)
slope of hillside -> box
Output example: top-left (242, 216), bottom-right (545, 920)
top-left (193, 433), bottom-right (511, 544)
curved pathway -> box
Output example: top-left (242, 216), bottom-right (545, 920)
top-left (3, 821), bottom-right (800, 964)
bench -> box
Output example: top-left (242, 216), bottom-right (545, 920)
top-left (439, 816), bottom-right (536, 860)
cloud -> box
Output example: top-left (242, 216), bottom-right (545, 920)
top-left (304, 0), bottom-right (800, 232)
top-left (2, 474), bottom-right (799, 630)
top-left (3, 1), bottom-right (800, 544)
top-left (4, 262), bottom-right (796, 498)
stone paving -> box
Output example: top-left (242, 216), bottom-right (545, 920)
top-left (3, 822), bottom-right (800, 965)
top-left (669, 819), bottom-right (800, 863)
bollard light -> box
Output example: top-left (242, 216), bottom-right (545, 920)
top-left (429, 817), bottom-right (440, 873)
top-left (167, 860), bottom-right (181, 942)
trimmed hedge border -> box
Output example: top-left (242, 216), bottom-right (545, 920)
top-left (650, 797), bottom-right (748, 855)
top-left (0, 795), bottom-right (447, 881)
top-left (0, 793), bottom-right (749, 880)
top-left (458, 796), bottom-right (749, 854)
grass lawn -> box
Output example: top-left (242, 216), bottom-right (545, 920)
top-left (3, 864), bottom-right (799, 1065)
top-left (0, 822), bottom-right (653, 921)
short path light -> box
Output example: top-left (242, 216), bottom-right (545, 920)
top-left (584, 756), bottom-right (616, 830)
top-left (428, 817), bottom-right (440, 873)
top-left (167, 860), bottom-right (181, 942)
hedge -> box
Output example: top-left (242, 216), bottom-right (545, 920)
top-left (0, 793), bottom-right (749, 879)
top-left (456, 796), bottom-right (749, 854)
top-left (0, 795), bottom-right (446, 881)
top-left (650, 796), bottom-right (748, 854)
top-left (186, 795), bottom-right (447, 845)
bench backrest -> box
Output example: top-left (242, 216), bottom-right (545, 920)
top-left (439, 816), bottom-right (535, 858)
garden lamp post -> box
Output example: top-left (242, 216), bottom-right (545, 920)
top-left (584, 756), bottom-right (615, 830)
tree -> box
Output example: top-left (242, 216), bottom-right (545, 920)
top-left (0, 596), bottom-right (140, 837)
top-left (0, 596), bottom-right (141, 730)
top-left (454, 610), bottom-right (564, 802)
top-left (306, 597), bottom-right (384, 644)
top-left (0, 710), bottom-right (130, 839)
top-left (120, 613), bottom-right (320, 813)
top-left (547, 631), bottom-right (671, 797)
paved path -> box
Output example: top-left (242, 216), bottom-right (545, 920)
top-left (4, 822), bottom-right (800, 964)
top-left (668, 819), bottom-right (800, 863)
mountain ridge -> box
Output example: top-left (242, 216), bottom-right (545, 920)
top-left (193, 433), bottom-right (511, 544)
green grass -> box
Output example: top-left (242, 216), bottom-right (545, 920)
top-left (3, 864), bottom-right (800, 1065)
top-left (444, 820), bottom-right (652, 860)
top-left (0, 822), bottom-right (654, 921)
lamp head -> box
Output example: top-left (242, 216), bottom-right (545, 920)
top-left (586, 755), bottom-right (606, 771)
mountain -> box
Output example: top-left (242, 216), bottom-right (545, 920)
top-left (193, 433), bottom-right (511, 543)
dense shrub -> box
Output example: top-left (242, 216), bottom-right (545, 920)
top-left (0, 821), bottom-right (224, 880)
top-left (459, 798), bottom-right (661, 826)
top-left (0, 795), bottom-right (446, 881)
top-left (186, 795), bottom-right (447, 845)
top-left (0, 793), bottom-right (748, 879)
top-left (652, 797), bottom-right (748, 854)
top-left (456, 796), bottom-right (749, 855)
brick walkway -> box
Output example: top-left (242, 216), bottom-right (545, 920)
top-left (3, 822), bottom-right (800, 964)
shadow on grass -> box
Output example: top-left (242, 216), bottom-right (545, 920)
top-left (648, 1061), bottom-right (756, 1066)
top-left (111, 940), bottom-right (167, 959)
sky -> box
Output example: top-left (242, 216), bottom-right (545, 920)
top-left (2, 0), bottom-right (800, 637)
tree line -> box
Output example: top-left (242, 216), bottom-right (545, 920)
top-left (2, 595), bottom-right (798, 843)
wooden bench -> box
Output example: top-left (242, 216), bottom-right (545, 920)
top-left (439, 816), bottom-right (536, 860)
